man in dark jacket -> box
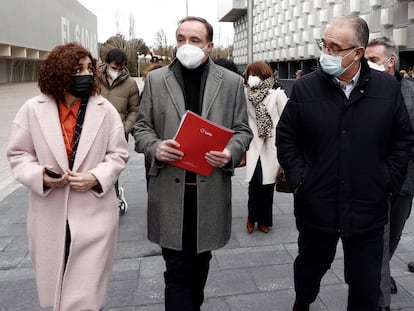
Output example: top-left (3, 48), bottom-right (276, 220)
top-left (365, 36), bottom-right (414, 311)
top-left (276, 16), bottom-right (414, 311)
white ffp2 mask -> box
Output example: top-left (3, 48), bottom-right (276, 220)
top-left (247, 75), bottom-right (261, 88)
top-left (176, 44), bottom-right (207, 69)
top-left (108, 69), bottom-right (121, 80)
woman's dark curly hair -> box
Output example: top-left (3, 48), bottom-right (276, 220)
top-left (38, 42), bottom-right (101, 102)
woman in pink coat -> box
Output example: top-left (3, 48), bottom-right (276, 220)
top-left (7, 43), bottom-right (129, 311)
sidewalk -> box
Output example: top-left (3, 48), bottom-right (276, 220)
top-left (1, 82), bottom-right (414, 310)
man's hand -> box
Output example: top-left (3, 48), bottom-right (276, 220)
top-left (205, 148), bottom-right (232, 168)
top-left (155, 139), bottom-right (184, 162)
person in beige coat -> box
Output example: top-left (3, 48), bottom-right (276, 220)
top-left (99, 48), bottom-right (140, 214)
top-left (7, 42), bottom-right (129, 311)
top-left (244, 61), bottom-right (288, 233)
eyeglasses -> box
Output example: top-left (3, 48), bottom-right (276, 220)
top-left (316, 39), bottom-right (356, 55)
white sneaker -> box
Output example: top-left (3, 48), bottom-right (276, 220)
top-left (118, 187), bottom-right (128, 215)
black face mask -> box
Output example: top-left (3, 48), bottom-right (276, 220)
top-left (69, 75), bottom-right (93, 98)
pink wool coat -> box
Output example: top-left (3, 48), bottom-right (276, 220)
top-left (7, 94), bottom-right (129, 311)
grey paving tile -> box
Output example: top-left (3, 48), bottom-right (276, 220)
top-left (317, 283), bottom-right (348, 311)
top-left (250, 263), bottom-right (295, 292)
top-left (106, 279), bottom-right (140, 309)
top-left (133, 277), bottom-right (164, 306)
top-left (223, 289), bottom-right (328, 311)
top-left (138, 256), bottom-right (164, 279)
top-left (0, 289), bottom-right (43, 311)
top-left (214, 245), bottom-right (291, 270)
top-left (205, 268), bottom-right (257, 298)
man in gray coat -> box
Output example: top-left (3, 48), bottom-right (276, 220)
top-left (133, 16), bottom-right (252, 311)
top-left (365, 37), bottom-right (414, 311)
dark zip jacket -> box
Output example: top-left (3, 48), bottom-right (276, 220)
top-left (276, 59), bottom-right (414, 236)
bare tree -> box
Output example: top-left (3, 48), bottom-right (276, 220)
top-left (100, 35), bottom-right (150, 76)
top-left (115, 9), bottom-right (121, 35)
top-left (129, 13), bottom-right (136, 40)
top-left (154, 29), bottom-right (168, 49)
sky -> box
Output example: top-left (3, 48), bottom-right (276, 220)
top-left (77, 0), bottom-right (234, 48)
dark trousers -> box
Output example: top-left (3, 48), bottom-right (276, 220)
top-left (248, 158), bottom-right (275, 227)
top-left (294, 223), bottom-right (383, 311)
top-left (161, 185), bottom-right (212, 311)
top-left (389, 194), bottom-right (413, 257)
top-left (379, 194), bottom-right (413, 307)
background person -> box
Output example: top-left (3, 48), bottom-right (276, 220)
top-left (214, 57), bottom-right (241, 75)
top-left (133, 16), bottom-right (252, 311)
top-left (276, 16), bottom-right (414, 311)
top-left (244, 61), bottom-right (288, 234)
top-left (99, 47), bottom-right (140, 214)
top-left (365, 36), bottom-right (414, 311)
top-left (7, 42), bottom-right (129, 311)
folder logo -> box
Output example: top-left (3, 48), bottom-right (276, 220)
top-left (200, 128), bottom-right (213, 137)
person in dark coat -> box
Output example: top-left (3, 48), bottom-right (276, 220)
top-left (365, 36), bottom-right (414, 311)
top-left (276, 16), bottom-right (414, 311)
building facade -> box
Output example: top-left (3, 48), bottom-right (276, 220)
top-left (0, 0), bottom-right (97, 83)
top-left (219, 0), bottom-right (414, 79)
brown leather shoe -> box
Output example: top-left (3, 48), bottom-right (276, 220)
top-left (258, 224), bottom-right (270, 233)
top-left (246, 218), bottom-right (254, 233)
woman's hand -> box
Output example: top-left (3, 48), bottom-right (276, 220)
top-left (67, 170), bottom-right (99, 192)
top-left (43, 167), bottom-right (69, 189)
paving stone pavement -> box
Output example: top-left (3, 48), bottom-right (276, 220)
top-left (1, 82), bottom-right (414, 310)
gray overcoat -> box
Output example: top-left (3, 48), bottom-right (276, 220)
top-left (134, 58), bottom-right (253, 253)
top-left (400, 77), bottom-right (414, 195)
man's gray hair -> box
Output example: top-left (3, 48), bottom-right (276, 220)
top-left (367, 36), bottom-right (399, 68)
top-left (329, 15), bottom-right (369, 48)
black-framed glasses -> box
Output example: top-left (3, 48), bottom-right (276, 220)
top-left (316, 39), bottom-right (356, 55)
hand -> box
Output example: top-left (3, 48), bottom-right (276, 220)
top-left (155, 139), bottom-right (184, 162)
top-left (205, 148), bottom-right (232, 168)
top-left (43, 168), bottom-right (69, 189)
top-left (67, 170), bottom-right (99, 192)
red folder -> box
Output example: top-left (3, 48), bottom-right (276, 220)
top-left (169, 110), bottom-right (234, 176)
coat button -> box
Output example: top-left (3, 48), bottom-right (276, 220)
top-left (174, 178), bottom-right (180, 183)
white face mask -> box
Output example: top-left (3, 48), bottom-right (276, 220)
top-left (176, 44), bottom-right (207, 69)
top-left (108, 68), bottom-right (121, 80)
top-left (247, 75), bottom-right (261, 88)
top-left (367, 57), bottom-right (391, 72)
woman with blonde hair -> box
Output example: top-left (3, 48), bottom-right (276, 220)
top-left (244, 61), bottom-right (288, 233)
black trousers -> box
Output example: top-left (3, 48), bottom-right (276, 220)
top-left (248, 158), bottom-right (274, 227)
top-left (161, 185), bottom-right (212, 311)
top-left (294, 223), bottom-right (383, 311)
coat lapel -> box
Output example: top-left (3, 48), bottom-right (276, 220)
top-left (71, 95), bottom-right (106, 171)
top-left (163, 59), bottom-right (223, 117)
top-left (164, 70), bottom-right (186, 116)
top-left (34, 95), bottom-right (68, 171)
top-left (201, 61), bottom-right (223, 117)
